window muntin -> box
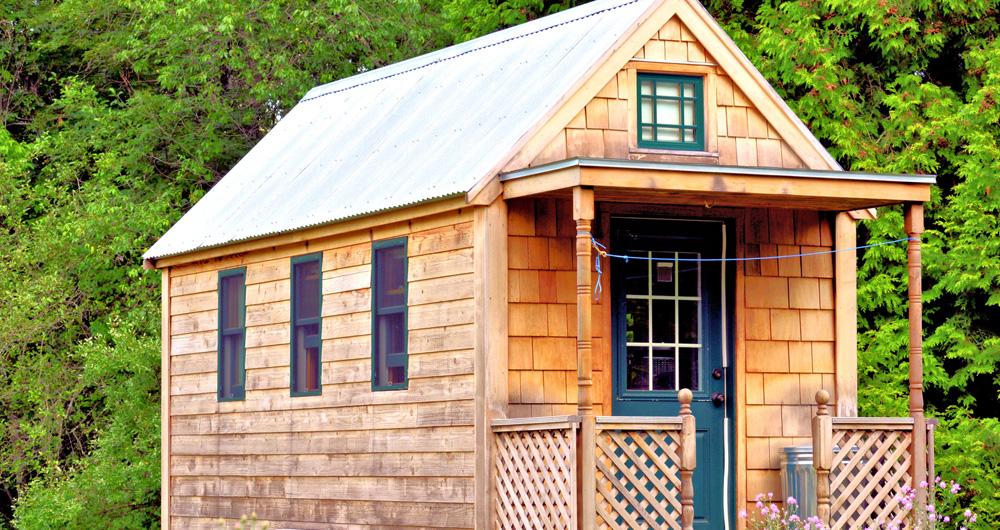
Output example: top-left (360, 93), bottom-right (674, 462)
top-left (218, 268), bottom-right (246, 401)
top-left (372, 238), bottom-right (408, 390)
top-left (637, 74), bottom-right (705, 151)
top-left (291, 253), bottom-right (323, 396)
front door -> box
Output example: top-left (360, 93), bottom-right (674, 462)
top-left (611, 217), bottom-right (734, 530)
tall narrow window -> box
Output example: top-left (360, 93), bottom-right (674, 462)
top-left (637, 73), bottom-right (704, 151)
top-left (372, 238), bottom-right (407, 390)
top-left (218, 268), bottom-right (246, 401)
top-left (291, 253), bottom-right (323, 396)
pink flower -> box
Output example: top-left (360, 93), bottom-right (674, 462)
top-left (738, 509), bottom-right (747, 519)
top-left (787, 496), bottom-right (798, 505)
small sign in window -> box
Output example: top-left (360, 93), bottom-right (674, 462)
top-left (656, 261), bottom-right (674, 283)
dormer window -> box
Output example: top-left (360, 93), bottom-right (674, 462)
top-left (637, 73), bottom-right (704, 151)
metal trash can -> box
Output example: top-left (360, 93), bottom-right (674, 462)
top-left (780, 445), bottom-right (816, 517)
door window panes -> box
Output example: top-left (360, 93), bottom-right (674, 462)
top-left (623, 252), bottom-right (702, 392)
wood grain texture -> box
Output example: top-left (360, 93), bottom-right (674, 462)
top-left (166, 211), bottom-right (477, 528)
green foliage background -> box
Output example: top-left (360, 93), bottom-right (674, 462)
top-left (1, 0), bottom-right (997, 527)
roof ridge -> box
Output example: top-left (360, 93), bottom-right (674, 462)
top-left (299, 0), bottom-right (642, 103)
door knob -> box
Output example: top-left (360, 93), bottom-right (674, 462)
top-left (712, 368), bottom-right (723, 380)
top-left (711, 392), bottom-right (726, 407)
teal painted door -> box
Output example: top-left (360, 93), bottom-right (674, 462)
top-left (611, 217), bottom-right (734, 530)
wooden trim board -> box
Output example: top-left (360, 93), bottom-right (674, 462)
top-left (834, 213), bottom-right (858, 417)
top-left (473, 199), bottom-right (509, 529)
top-left (161, 268), bottom-right (171, 529)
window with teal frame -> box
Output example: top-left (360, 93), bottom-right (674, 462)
top-left (371, 238), bottom-right (408, 390)
top-left (218, 268), bottom-right (246, 401)
top-left (637, 73), bottom-right (705, 151)
top-left (290, 253), bottom-right (323, 396)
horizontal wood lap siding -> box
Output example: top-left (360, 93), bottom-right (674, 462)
top-left (526, 15), bottom-right (805, 170)
top-left (166, 210), bottom-right (476, 529)
top-left (742, 208), bottom-right (836, 514)
top-left (507, 198), bottom-right (608, 417)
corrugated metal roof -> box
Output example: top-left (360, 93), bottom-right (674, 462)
top-left (144, 0), bottom-right (657, 260)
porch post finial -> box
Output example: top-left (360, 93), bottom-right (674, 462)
top-left (678, 389), bottom-right (696, 530)
top-left (905, 203), bottom-right (928, 504)
top-left (573, 186), bottom-right (596, 530)
top-left (813, 390), bottom-right (832, 526)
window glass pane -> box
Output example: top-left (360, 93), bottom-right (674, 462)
top-left (683, 101), bottom-right (696, 124)
top-left (652, 347), bottom-right (676, 390)
top-left (678, 300), bottom-right (699, 344)
top-left (640, 80), bottom-right (653, 96)
top-left (625, 298), bottom-right (649, 343)
top-left (679, 347), bottom-right (700, 391)
top-left (677, 254), bottom-right (700, 297)
top-left (656, 100), bottom-right (680, 126)
top-left (656, 81), bottom-right (680, 97)
top-left (651, 299), bottom-right (677, 344)
top-left (640, 98), bottom-right (653, 124)
top-left (221, 333), bottom-right (243, 398)
top-left (683, 83), bottom-right (695, 97)
top-left (684, 129), bottom-right (696, 143)
top-left (641, 126), bottom-right (654, 142)
top-left (294, 259), bottom-right (322, 320)
top-left (624, 255), bottom-right (648, 295)
top-left (626, 346), bottom-right (649, 390)
top-left (220, 274), bottom-right (243, 329)
top-left (376, 312), bottom-right (405, 386)
top-left (657, 127), bottom-right (680, 142)
top-left (294, 323), bottom-right (321, 393)
top-left (376, 245), bottom-right (406, 308)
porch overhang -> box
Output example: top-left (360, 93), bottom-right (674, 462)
top-left (500, 158), bottom-right (934, 211)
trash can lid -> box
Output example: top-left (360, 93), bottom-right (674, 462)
top-left (781, 445), bottom-right (813, 455)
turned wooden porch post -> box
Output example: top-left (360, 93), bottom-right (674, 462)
top-left (905, 203), bottom-right (928, 503)
top-left (813, 390), bottom-right (833, 526)
top-left (573, 186), bottom-right (596, 529)
top-left (679, 389), bottom-right (696, 530)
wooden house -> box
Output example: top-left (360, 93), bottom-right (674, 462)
top-left (144, 0), bottom-right (936, 528)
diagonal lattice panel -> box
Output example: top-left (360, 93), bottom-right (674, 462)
top-left (830, 428), bottom-right (913, 530)
top-left (594, 428), bottom-right (682, 530)
top-left (494, 427), bottom-right (577, 530)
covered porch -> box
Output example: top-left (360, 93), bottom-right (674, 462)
top-left (488, 158), bottom-right (935, 530)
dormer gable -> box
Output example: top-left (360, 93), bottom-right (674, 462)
top-left (499, 1), bottom-right (841, 176)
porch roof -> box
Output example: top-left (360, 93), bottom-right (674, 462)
top-left (500, 157), bottom-right (935, 210)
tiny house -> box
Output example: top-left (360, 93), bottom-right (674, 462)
top-left (144, 1), bottom-right (936, 529)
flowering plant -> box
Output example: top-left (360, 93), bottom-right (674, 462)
top-left (740, 493), bottom-right (827, 530)
top-left (866, 477), bottom-right (979, 530)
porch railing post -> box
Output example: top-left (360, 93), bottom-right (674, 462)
top-left (573, 187), bottom-right (596, 530)
top-left (813, 390), bottom-right (833, 526)
top-left (905, 203), bottom-right (928, 505)
top-left (679, 389), bottom-right (696, 530)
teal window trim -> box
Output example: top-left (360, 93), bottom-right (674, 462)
top-left (217, 267), bottom-right (247, 402)
top-left (371, 237), bottom-right (408, 391)
top-left (290, 252), bottom-right (323, 397)
top-left (637, 73), bottom-right (705, 151)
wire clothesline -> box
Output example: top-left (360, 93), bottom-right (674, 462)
top-left (591, 237), bottom-right (915, 263)
top-left (588, 235), bottom-right (916, 300)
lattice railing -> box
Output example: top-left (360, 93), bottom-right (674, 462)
top-left (828, 418), bottom-right (914, 530)
top-left (493, 416), bottom-right (579, 530)
top-left (593, 417), bottom-right (685, 530)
